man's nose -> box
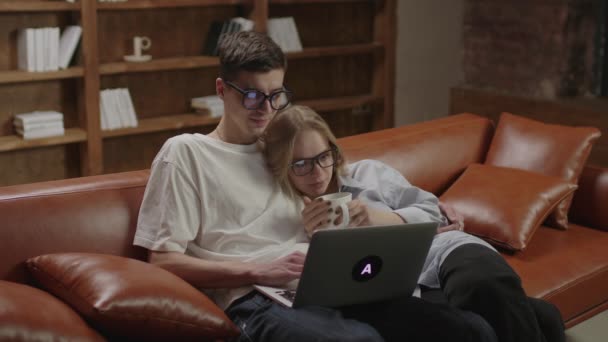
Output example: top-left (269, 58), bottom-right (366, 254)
top-left (258, 98), bottom-right (273, 114)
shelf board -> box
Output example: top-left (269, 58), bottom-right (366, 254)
top-left (101, 113), bottom-right (220, 138)
top-left (287, 43), bottom-right (383, 60)
top-left (99, 44), bottom-right (381, 76)
top-left (0, 67), bottom-right (84, 85)
top-left (98, 0), bottom-right (244, 10)
top-left (0, 1), bottom-right (80, 12)
top-left (0, 128), bottom-right (87, 152)
top-left (298, 94), bottom-right (382, 112)
top-left (270, 0), bottom-right (371, 4)
top-left (99, 56), bottom-right (219, 75)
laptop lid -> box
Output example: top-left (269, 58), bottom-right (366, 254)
top-left (292, 222), bottom-right (437, 308)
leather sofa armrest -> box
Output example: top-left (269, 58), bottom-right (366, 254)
top-left (570, 165), bottom-right (608, 231)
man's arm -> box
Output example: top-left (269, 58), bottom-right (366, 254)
top-left (148, 250), bottom-right (305, 288)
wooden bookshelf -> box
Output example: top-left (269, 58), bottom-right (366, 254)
top-left (0, 0), bottom-right (396, 186)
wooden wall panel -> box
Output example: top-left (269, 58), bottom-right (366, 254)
top-left (269, 2), bottom-right (373, 46)
top-left (0, 144), bottom-right (80, 186)
top-left (286, 55), bottom-right (373, 100)
top-left (102, 127), bottom-right (214, 173)
top-left (100, 68), bottom-right (219, 119)
top-left (97, 7), bottom-right (240, 63)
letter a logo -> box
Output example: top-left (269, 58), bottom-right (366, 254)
top-left (352, 256), bottom-right (383, 282)
top-left (361, 263), bottom-right (372, 275)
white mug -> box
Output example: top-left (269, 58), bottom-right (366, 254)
top-left (317, 192), bottom-right (352, 230)
top-left (133, 36), bottom-right (151, 57)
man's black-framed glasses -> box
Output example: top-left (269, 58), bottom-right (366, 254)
top-left (224, 81), bottom-right (292, 110)
top-left (290, 148), bottom-right (337, 176)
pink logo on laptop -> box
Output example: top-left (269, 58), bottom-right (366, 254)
top-left (352, 255), bottom-right (383, 282)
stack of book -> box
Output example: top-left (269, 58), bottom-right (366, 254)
top-left (191, 95), bottom-right (224, 118)
top-left (14, 111), bottom-right (65, 140)
top-left (267, 17), bottom-right (303, 53)
top-left (203, 17), bottom-right (255, 56)
top-left (17, 25), bottom-right (82, 72)
top-left (99, 88), bottom-right (139, 130)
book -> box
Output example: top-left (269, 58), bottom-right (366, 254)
top-left (58, 26), bottom-right (82, 69)
top-left (17, 29), bottom-right (35, 72)
top-left (268, 17), bottom-right (303, 53)
top-left (16, 126), bottom-right (65, 140)
top-left (203, 21), bottom-right (224, 56)
top-left (14, 120), bottom-right (64, 132)
top-left (14, 111), bottom-right (63, 125)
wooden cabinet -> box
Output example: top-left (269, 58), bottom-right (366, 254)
top-left (0, 0), bottom-right (395, 186)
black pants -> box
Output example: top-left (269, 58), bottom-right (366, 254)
top-left (227, 291), bottom-right (498, 342)
top-left (438, 244), bottom-right (565, 342)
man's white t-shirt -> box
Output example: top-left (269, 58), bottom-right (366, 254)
top-left (134, 133), bottom-right (308, 309)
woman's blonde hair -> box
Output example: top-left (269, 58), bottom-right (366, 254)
top-left (261, 105), bottom-right (346, 198)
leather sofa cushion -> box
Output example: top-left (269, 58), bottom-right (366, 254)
top-left (440, 164), bottom-right (576, 250)
top-left (485, 112), bottom-right (601, 230)
top-left (26, 253), bottom-right (240, 341)
top-left (0, 280), bottom-right (105, 342)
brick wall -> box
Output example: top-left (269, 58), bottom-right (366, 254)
top-left (463, 0), bottom-right (596, 98)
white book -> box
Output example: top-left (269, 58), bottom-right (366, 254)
top-left (267, 19), bottom-right (284, 51)
top-left (109, 89), bottom-right (123, 129)
top-left (285, 17), bottom-right (303, 52)
top-left (121, 88), bottom-right (139, 127)
top-left (58, 26), bottom-right (82, 69)
top-left (34, 28), bottom-right (44, 72)
top-left (14, 111), bottom-right (63, 125)
top-left (231, 17), bottom-right (254, 32)
top-left (50, 27), bottom-right (60, 71)
top-left (16, 126), bottom-right (65, 140)
top-left (114, 89), bottom-right (128, 128)
top-left (44, 28), bottom-right (51, 71)
top-left (99, 91), bottom-right (109, 130)
top-left (17, 29), bottom-right (35, 72)
top-left (14, 120), bottom-right (64, 132)
top-left (101, 90), bottom-right (119, 129)
top-left (100, 90), bottom-right (112, 129)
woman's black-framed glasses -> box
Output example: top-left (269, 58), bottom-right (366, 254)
top-left (290, 148), bottom-right (337, 176)
top-left (224, 81), bottom-right (292, 110)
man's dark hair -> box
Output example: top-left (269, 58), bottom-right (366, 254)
top-left (218, 31), bottom-right (287, 81)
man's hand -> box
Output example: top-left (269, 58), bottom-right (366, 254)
top-left (301, 196), bottom-right (332, 237)
top-left (250, 252), bottom-right (306, 286)
top-left (438, 202), bottom-right (465, 234)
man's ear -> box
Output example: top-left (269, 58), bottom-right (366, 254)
top-left (216, 78), bottom-right (224, 98)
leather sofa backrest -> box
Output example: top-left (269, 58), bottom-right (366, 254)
top-left (0, 114), bottom-right (495, 284)
top-left (0, 170), bottom-right (150, 283)
top-left (339, 113), bottom-right (495, 194)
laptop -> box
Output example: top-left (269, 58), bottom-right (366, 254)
top-left (253, 222), bottom-right (437, 308)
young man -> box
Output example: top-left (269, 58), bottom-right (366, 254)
top-left (134, 31), bottom-right (497, 342)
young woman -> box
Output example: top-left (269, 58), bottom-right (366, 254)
top-left (262, 105), bottom-right (565, 342)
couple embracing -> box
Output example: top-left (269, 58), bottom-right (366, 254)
top-left (134, 31), bottom-right (564, 342)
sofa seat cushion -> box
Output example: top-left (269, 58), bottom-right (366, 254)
top-left (26, 253), bottom-right (240, 342)
top-left (503, 224), bottom-right (608, 323)
top-left (0, 280), bottom-right (105, 342)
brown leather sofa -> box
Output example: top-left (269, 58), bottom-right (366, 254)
top-left (1, 113), bottom-right (606, 340)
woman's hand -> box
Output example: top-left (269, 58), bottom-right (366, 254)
top-left (301, 196), bottom-right (332, 237)
top-left (437, 202), bottom-right (465, 233)
top-left (339, 199), bottom-right (372, 227)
